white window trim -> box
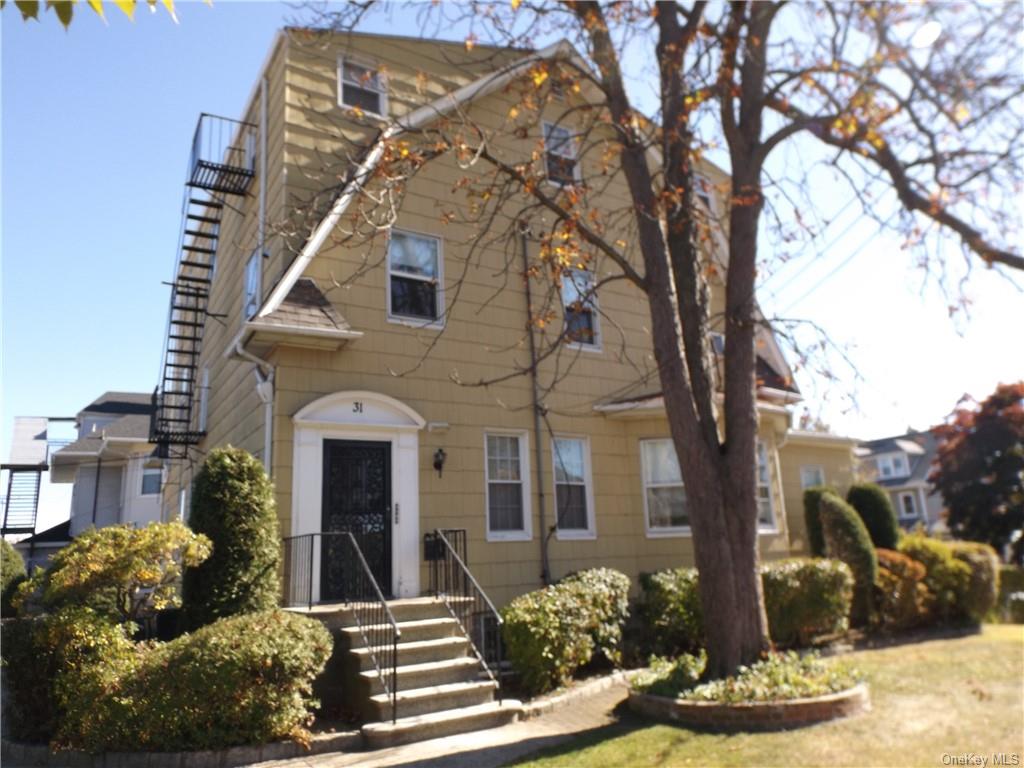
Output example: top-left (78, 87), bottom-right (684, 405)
top-left (140, 466), bottom-right (162, 497)
top-left (198, 367), bottom-right (210, 433)
top-left (756, 440), bottom-right (778, 533)
top-left (799, 464), bottom-right (825, 490)
top-left (484, 430), bottom-right (533, 542)
top-left (542, 120), bottom-right (582, 186)
top-left (899, 491), bottom-right (919, 519)
top-left (640, 438), bottom-right (692, 538)
top-left (243, 249), bottom-right (262, 321)
top-left (386, 228), bottom-right (445, 330)
top-left (562, 268), bottom-right (602, 353)
top-left (876, 452), bottom-right (910, 480)
top-left (178, 487), bottom-right (188, 522)
top-left (337, 55), bottom-right (389, 118)
top-left (550, 434), bottom-right (596, 540)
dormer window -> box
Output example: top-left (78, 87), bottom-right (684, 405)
top-left (877, 452), bottom-right (909, 479)
top-left (339, 58), bottom-right (387, 116)
top-left (543, 122), bottom-right (579, 186)
top-left (562, 268), bottom-right (600, 348)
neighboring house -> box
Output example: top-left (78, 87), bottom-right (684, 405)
top-left (151, 29), bottom-right (844, 608)
top-left (779, 430), bottom-right (859, 553)
top-left (856, 431), bottom-right (944, 532)
top-left (13, 520), bottom-right (71, 573)
top-left (48, 392), bottom-right (162, 537)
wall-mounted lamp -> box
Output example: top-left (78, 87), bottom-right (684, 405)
top-left (433, 448), bottom-right (447, 478)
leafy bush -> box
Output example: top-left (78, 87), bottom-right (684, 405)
top-left (803, 485), bottom-right (837, 557)
top-left (846, 483), bottom-right (900, 550)
top-left (182, 447), bottom-right (280, 630)
top-left (631, 652), bottom-right (705, 698)
top-left (899, 533), bottom-right (971, 624)
top-left (1, 537), bottom-right (26, 616)
top-left (1, 607), bottom-right (135, 743)
top-left (761, 558), bottom-right (853, 646)
top-left (13, 522), bottom-right (211, 623)
top-left (502, 568), bottom-right (631, 695)
top-left (950, 541), bottom-right (1000, 624)
top-left (55, 610), bottom-right (332, 752)
top-left (819, 492), bottom-right (878, 625)
top-left (559, 568), bottom-right (631, 664)
top-left (874, 548), bottom-right (932, 631)
top-left (639, 567), bottom-right (704, 655)
top-left (1007, 592), bottom-right (1024, 624)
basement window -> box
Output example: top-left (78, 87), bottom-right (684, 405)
top-left (339, 58), bottom-right (388, 117)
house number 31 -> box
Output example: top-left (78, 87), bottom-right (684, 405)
top-left (352, 401), bottom-right (363, 413)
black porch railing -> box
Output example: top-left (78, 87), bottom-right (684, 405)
top-left (426, 528), bottom-right (504, 703)
top-left (281, 531), bottom-right (401, 723)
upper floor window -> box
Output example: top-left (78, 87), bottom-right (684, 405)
top-left (756, 440), bottom-right (776, 530)
top-left (876, 452), bottom-right (909, 479)
top-left (800, 464), bottom-right (825, 490)
top-left (197, 367), bottom-right (210, 433)
top-left (552, 436), bottom-right (595, 538)
top-left (339, 58), bottom-right (387, 116)
top-left (695, 175), bottom-right (714, 212)
top-left (641, 438), bottom-right (689, 535)
top-left (141, 466), bottom-right (162, 496)
top-left (243, 250), bottom-right (262, 320)
top-left (562, 268), bottom-right (600, 348)
top-left (485, 432), bottom-right (531, 540)
top-left (388, 230), bottom-right (442, 324)
top-left (543, 122), bottom-right (579, 186)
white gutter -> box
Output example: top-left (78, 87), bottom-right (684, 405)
top-left (244, 321), bottom-right (364, 341)
top-left (258, 39), bottom-right (575, 318)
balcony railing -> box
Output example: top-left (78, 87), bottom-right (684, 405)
top-left (187, 113), bottom-right (256, 195)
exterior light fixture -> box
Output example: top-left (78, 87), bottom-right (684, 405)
top-left (433, 448), bottom-right (447, 477)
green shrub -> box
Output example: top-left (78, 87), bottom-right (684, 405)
top-left (1007, 592), bottom-right (1024, 624)
top-left (1, 607), bottom-right (134, 743)
top-left (950, 541), bottom-right (1000, 624)
top-left (761, 558), bottom-right (853, 646)
top-left (639, 568), bottom-right (704, 655)
top-left (819, 492), bottom-right (878, 626)
top-left (679, 651), bottom-right (861, 704)
top-left (631, 653), bottom-right (705, 698)
top-left (559, 568), bottom-right (631, 664)
top-left (1, 537), bottom-right (27, 616)
top-left (899, 533), bottom-right (971, 624)
top-left (55, 610), bottom-right (332, 752)
top-left (874, 548), bottom-right (932, 631)
top-left (846, 483), bottom-right (900, 550)
top-left (502, 568), bottom-right (631, 695)
top-left (803, 485), bottom-right (837, 557)
top-left (182, 447), bottom-right (280, 630)
top-left (14, 522), bottom-right (210, 623)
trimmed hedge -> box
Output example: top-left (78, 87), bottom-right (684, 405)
top-left (1, 537), bottom-right (26, 616)
top-left (502, 568), bottom-right (630, 695)
top-left (55, 610), bottom-right (332, 752)
top-left (803, 485), bottom-right (837, 557)
top-left (874, 548), bottom-right (931, 631)
top-left (182, 447), bottom-right (280, 630)
top-left (640, 558), bottom-right (852, 653)
top-left (898, 533), bottom-right (971, 624)
top-left (819, 492), bottom-right (878, 626)
top-left (846, 483), bottom-right (900, 550)
top-left (950, 541), bottom-right (1000, 624)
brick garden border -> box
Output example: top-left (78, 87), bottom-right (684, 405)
top-left (628, 683), bottom-right (870, 731)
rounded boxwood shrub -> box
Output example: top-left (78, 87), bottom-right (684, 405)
top-left (761, 558), bottom-right (853, 646)
top-left (182, 446), bottom-right (280, 630)
top-left (949, 541), bottom-right (1000, 624)
top-left (1, 537), bottom-right (27, 616)
top-left (819, 492), bottom-right (878, 626)
top-left (803, 485), bottom-right (837, 557)
top-left (874, 548), bottom-right (931, 631)
top-left (502, 568), bottom-right (630, 695)
top-left (846, 483), bottom-right (900, 550)
top-left (639, 567), bottom-right (704, 655)
top-left (898, 533), bottom-right (971, 624)
top-left (56, 609), bottom-right (332, 753)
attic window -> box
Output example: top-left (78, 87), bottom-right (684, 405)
top-left (543, 122), bottom-right (579, 186)
top-left (339, 58), bottom-right (387, 116)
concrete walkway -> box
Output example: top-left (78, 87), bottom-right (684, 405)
top-left (255, 680), bottom-right (630, 768)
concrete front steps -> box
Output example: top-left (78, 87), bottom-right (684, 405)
top-left (296, 596), bottom-right (522, 748)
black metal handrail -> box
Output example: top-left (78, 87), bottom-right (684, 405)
top-left (188, 113), bottom-right (256, 194)
top-left (426, 528), bottom-right (504, 703)
top-left (282, 531), bottom-right (401, 723)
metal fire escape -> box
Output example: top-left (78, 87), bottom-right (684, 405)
top-left (151, 113), bottom-right (256, 456)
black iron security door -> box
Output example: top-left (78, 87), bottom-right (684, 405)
top-left (321, 439), bottom-right (392, 600)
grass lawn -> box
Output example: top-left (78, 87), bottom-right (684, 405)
top-left (508, 625), bottom-right (1024, 768)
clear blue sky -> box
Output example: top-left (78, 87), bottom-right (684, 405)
top-left (3, 3), bottom-right (1021, 531)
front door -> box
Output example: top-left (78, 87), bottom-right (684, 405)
top-left (321, 439), bottom-right (392, 600)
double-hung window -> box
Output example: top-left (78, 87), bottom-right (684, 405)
top-left (756, 440), bottom-right (777, 530)
top-left (141, 466), bottom-right (162, 496)
top-left (641, 439), bottom-right (689, 535)
top-left (877, 453), bottom-right (908, 479)
top-left (899, 492), bottom-right (918, 519)
top-left (800, 464), bottom-right (825, 490)
top-left (552, 436), bottom-right (594, 538)
top-left (243, 249), bottom-right (262, 320)
top-left (543, 122), bottom-right (579, 186)
top-left (485, 433), bottom-right (531, 540)
top-left (339, 58), bottom-right (387, 116)
top-left (388, 230), bottom-right (442, 324)
top-left (562, 268), bottom-right (600, 348)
